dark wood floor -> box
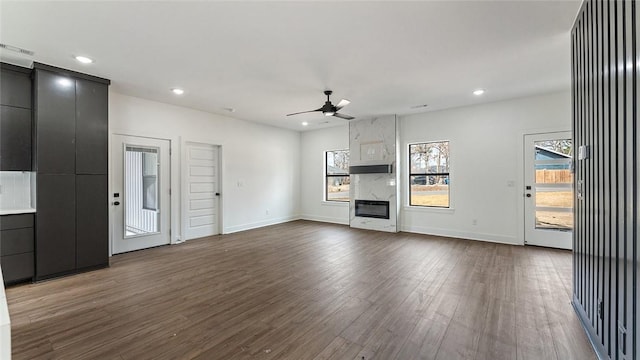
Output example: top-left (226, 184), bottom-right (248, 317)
top-left (6, 220), bottom-right (595, 359)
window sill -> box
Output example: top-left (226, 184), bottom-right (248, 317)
top-left (321, 201), bottom-right (350, 207)
top-left (403, 205), bottom-right (455, 214)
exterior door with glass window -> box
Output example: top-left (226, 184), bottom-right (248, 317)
top-left (524, 132), bottom-right (573, 249)
top-left (112, 135), bottom-right (171, 254)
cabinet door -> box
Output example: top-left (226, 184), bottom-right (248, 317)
top-left (0, 68), bottom-right (31, 109)
top-left (35, 70), bottom-right (76, 174)
top-left (0, 105), bottom-right (32, 170)
top-left (1, 253), bottom-right (34, 284)
top-left (76, 175), bottom-right (108, 269)
top-left (36, 174), bottom-right (76, 278)
top-left (76, 79), bottom-right (108, 175)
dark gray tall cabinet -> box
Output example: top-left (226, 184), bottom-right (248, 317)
top-left (33, 63), bottom-right (110, 280)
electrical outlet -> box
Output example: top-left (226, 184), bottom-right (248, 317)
top-left (472, 219), bottom-right (477, 226)
top-left (266, 209), bottom-right (270, 215)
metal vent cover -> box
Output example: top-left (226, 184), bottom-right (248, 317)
top-left (0, 43), bottom-right (34, 56)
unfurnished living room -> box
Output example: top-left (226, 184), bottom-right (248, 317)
top-left (0, 1), bottom-right (637, 359)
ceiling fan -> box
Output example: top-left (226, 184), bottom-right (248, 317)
top-left (286, 90), bottom-right (354, 120)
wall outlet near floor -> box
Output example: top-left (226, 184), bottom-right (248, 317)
top-left (472, 219), bottom-right (477, 226)
top-left (266, 209), bottom-right (270, 215)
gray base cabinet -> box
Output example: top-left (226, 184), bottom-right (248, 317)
top-left (0, 214), bottom-right (34, 284)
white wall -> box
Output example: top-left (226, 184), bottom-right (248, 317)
top-left (109, 92), bottom-right (301, 241)
top-left (300, 125), bottom-right (349, 224)
top-left (300, 91), bottom-right (571, 245)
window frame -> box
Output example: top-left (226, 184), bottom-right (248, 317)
top-left (325, 149), bottom-right (350, 203)
top-left (408, 141), bottom-right (450, 208)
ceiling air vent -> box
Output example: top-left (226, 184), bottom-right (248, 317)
top-left (0, 43), bottom-right (34, 56)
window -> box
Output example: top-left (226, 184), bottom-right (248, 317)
top-left (325, 150), bottom-right (350, 202)
top-left (409, 141), bottom-right (450, 207)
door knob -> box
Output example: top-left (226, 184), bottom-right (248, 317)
top-left (526, 194), bottom-right (531, 198)
top-left (113, 201), bottom-right (121, 205)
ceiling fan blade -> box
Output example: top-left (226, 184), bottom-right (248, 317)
top-left (333, 113), bottom-right (355, 120)
top-left (286, 108), bottom-right (322, 116)
top-left (335, 99), bottom-right (351, 110)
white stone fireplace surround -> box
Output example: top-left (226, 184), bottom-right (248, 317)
top-left (349, 115), bottom-right (400, 232)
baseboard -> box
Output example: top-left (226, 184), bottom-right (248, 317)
top-left (300, 214), bottom-right (349, 225)
top-left (572, 296), bottom-right (609, 360)
top-left (223, 215), bottom-right (301, 234)
top-left (399, 223), bottom-right (519, 245)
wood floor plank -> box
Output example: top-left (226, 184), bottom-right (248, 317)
top-left (4, 220), bottom-right (596, 359)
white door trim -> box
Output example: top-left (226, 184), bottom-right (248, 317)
top-left (180, 140), bottom-right (222, 240)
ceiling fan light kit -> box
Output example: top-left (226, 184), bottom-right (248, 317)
top-left (286, 90), bottom-right (354, 120)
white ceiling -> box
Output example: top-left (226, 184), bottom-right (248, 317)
top-left (0, 1), bottom-right (581, 131)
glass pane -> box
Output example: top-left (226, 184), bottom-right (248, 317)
top-left (327, 176), bottom-right (350, 201)
top-left (125, 146), bottom-right (159, 237)
top-left (410, 142), bottom-right (450, 174)
top-left (326, 150), bottom-right (349, 175)
top-left (533, 138), bottom-right (573, 230)
top-left (536, 209), bottom-right (573, 230)
top-left (142, 152), bottom-right (158, 211)
top-left (410, 175), bottom-right (449, 207)
top-left (535, 189), bottom-right (573, 208)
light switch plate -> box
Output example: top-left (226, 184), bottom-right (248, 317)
top-left (578, 145), bottom-right (589, 160)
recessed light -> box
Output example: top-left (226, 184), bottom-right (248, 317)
top-left (473, 89), bottom-right (485, 96)
top-left (74, 56), bottom-right (93, 64)
top-left (171, 88), bottom-right (184, 95)
top-left (301, 121), bottom-right (309, 126)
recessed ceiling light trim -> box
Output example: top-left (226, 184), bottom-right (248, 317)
top-left (473, 89), bottom-right (486, 96)
top-left (301, 121), bottom-right (309, 126)
top-left (171, 88), bottom-right (184, 95)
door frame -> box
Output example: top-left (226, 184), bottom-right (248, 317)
top-left (519, 127), bottom-right (572, 248)
top-left (109, 130), bottom-right (179, 256)
top-left (180, 139), bottom-right (223, 241)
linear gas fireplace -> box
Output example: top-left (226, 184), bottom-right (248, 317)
top-left (354, 200), bottom-right (390, 219)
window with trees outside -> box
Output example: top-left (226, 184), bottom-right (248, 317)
top-left (326, 150), bottom-right (350, 202)
top-left (409, 141), bottom-right (450, 207)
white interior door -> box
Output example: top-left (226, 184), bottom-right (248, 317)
top-left (524, 131), bottom-right (573, 249)
top-left (112, 135), bottom-right (171, 254)
top-left (182, 142), bottom-right (220, 240)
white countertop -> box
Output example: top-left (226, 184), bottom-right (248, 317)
top-left (0, 265), bottom-right (11, 360)
top-left (0, 208), bottom-right (36, 216)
